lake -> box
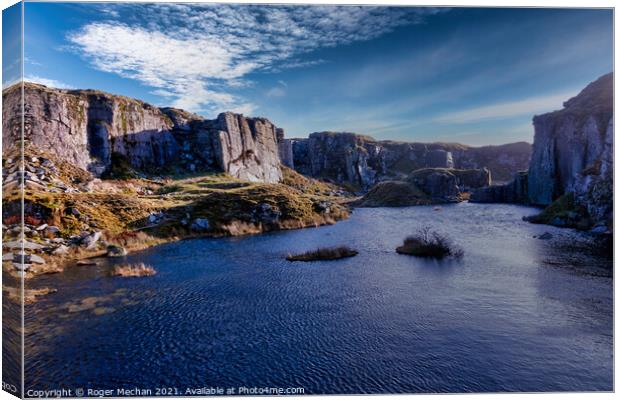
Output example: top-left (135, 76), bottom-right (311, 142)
top-left (19, 203), bottom-right (613, 394)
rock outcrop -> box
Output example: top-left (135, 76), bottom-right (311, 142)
top-left (408, 168), bottom-right (461, 202)
top-left (470, 171), bottom-right (528, 203)
top-left (355, 167), bottom-right (489, 207)
top-left (470, 71), bottom-right (613, 229)
top-left (527, 73), bottom-right (613, 228)
top-left (276, 128), bottom-right (294, 168)
top-left (2, 83), bottom-right (283, 183)
top-left (291, 132), bottom-right (530, 189)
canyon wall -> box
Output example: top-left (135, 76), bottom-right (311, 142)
top-left (290, 132), bottom-right (531, 189)
top-left (2, 83), bottom-right (283, 182)
top-left (527, 72), bottom-right (613, 226)
top-left (3, 82), bottom-right (532, 189)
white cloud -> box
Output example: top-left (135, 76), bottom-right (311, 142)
top-left (434, 90), bottom-right (577, 124)
top-left (67, 4), bottom-right (443, 115)
top-left (266, 86), bottom-right (286, 98)
top-left (24, 75), bottom-right (73, 89)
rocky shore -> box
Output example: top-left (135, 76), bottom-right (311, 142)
top-left (2, 144), bottom-right (350, 280)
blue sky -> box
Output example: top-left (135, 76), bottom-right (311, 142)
top-left (3, 3), bottom-right (613, 145)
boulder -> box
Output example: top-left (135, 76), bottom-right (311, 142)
top-left (3, 240), bottom-right (45, 251)
top-left (81, 231), bottom-right (102, 249)
top-left (253, 203), bottom-right (282, 224)
top-left (52, 245), bottom-right (70, 255)
top-left (106, 244), bottom-right (127, 257)
top-left (29, 254), bottom-right (46, 264)
top-left (190, 218), bottom-right (210, 232)
top-left (46, 226), bottom-right (61, 235)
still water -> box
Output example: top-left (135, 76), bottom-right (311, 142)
top-left (22, 203), bottom-right (612, 394)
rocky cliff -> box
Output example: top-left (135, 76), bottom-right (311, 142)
top-left (290, 132), bottom-right (530, 190)
top-left (470, 73), bottom-right (613, 230)
top-left (527, 73), bottom-right (613, 229)
top-left (354, 167), bottom-right (490, 207)
top-left (2, 83), bottom-right (283, 183)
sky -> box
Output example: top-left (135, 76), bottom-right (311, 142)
top-left (2, 2), bottom-right (614, 145)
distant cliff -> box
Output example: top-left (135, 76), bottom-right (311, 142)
top-left (2, 83), bottom-right (283, 183)
top-left (4, 82), bottom-right (531, 189)
top-left (288, 132), bottom-right (531, 189)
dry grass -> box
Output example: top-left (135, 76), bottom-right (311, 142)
top-left (396, 227), bottom-right (463, 259)
top-left (111, 262), bottom-right (156, 277)
top-left (104, 231), bottom-right (167, 252)
top-left (286, 246), bottom-right (358, 262)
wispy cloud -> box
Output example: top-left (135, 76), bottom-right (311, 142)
top-left (266, 80), bottom-right (287, 98)
top-left (434, 90), bottom-right (577, 124)
top-left (67, 4), bottom-right (445, 115)
top-left (25, 75), bottom-right (73, 89)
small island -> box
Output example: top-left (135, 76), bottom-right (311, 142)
top-left (286, 246), bottom-right (358, 262)
top-left (111, 263), bottom-right (157, 277)
top-left (396, 228), bottom-right (463, 259)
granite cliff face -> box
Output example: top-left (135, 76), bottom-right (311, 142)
top-left (290, 132), bottom-right (530, 189)
top-left (471, 73), bottom-right (613, 230)
top-left (3, 82), bottom-right (531, 190)
top-left (527, 73), bottom-right (613, 228)
top-left (2, 83), bottom-right (283, 183)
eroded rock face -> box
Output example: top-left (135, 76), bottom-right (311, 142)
top-left (470, 172), bottom-right (528, 203)
top-left (277, 128), bottom-right (294, 169)
top-left (210, 113), bottom-right (282, 183)
top-left (291, 132), bottom-right (530, 189)
top-left (527, 73), bottom-right (613, 226)
top-left (407, 168), bottom-right (461, 202)
top-left (3, 83), bottom-right (283, 183)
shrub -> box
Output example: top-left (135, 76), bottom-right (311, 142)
top-left (286, 246), bottom-right (358, 262)
top-left (396, 227), bottom-right (463, 259)
top-left (111, 262), bottom-right (156, 277)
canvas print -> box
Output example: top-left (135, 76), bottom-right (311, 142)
top-left (1, 1), bottom-right (614, 397)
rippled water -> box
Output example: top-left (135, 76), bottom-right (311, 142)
top-left (21, 203), bottom-right (612, 394)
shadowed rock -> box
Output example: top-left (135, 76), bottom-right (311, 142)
top-left (527, 72), bottom-right (613, 229)
top-left (290, 132), bottom-right (530, 189)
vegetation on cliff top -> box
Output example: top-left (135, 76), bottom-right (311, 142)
top-left (353, 180), bottom-right (432, 207)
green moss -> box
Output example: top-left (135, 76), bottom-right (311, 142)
top-left (527, 192), bottom-right (591, 229)
top-left (354, 180), bottom-right (431, 207)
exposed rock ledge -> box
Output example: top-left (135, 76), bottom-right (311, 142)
top-left (354, 167), bottom-right (490, 207)
top-left (2, 83), bottom-right (283, 183)
top-left (289, 131), bottom-right (530, 190)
